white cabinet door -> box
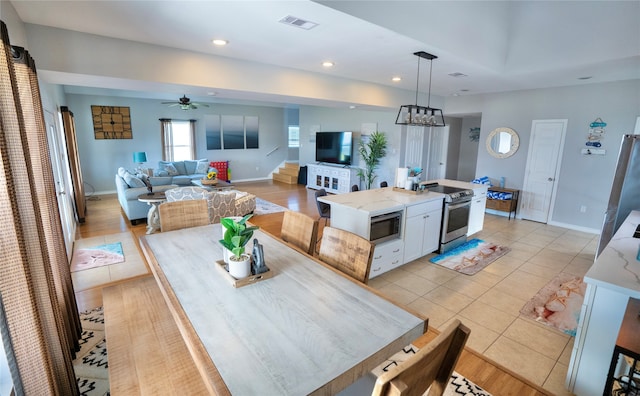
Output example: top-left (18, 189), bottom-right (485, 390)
top-left (403, 200), bottom-right (442, 263)
top-left (468, 193), bottom-right (487, 236)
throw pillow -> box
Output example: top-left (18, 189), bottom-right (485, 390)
top-left (184, 160), bottom-right (198, 175)
top-left (117, 167), bottom-right (128, 178)
top-left (123, 172), bottom-right (145, 188)
top-left (172, 161), bottom-right (187, 175)
top-left (195, 160), bottom-right (209, 174)
top-left (164, 163), bottom-right (179, 176)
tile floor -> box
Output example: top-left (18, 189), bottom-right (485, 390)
top-left (368, 214), bottom-right (597, 395)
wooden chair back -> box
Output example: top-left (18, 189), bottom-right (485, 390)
top-left (159, 200), bottom-right (209, 232)
top-left (372, 319), bottom-right (470, 396)
top-left (318, 227), bottom-right (374, 284)
top-left (281, 211), bottom-right (319, 255)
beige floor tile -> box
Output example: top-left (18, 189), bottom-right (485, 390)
top-left (502, 318), bottom-right (570, 360)
top-left (441, 276), bottom-right (490, 299)
top-left (528, 249), bottom-right (576, 268)
top-left (378, 267), bottom-right (412, 283)
top-left (375, 283), bottom-right (420, 306)
top-left (368, 276), bottom-right (391, 289)
top-left (71, 266), bottom-right (111, 291)
top-left (413, 263), bottom-right (458, 285)
top-left (562, 256), bottom-right (594, 277)
top-left (399, 259), bottom-right (427, 273)
top-left (481, 255), bottom-right (523, 277)
top-left (492, 270), bottom-right (549, 301)
top-left (109, 259), bottom-right (149, 281)
top-left (517, 233), bottom-right (555, 248)
top-left (559, 338), bottom-right (574, 366)
top-left (459, 300), bottom-right (516, 334)
top-left (441, 315), bottom-right (500, 354)
top-left (407, 297), bottom-right (456, 329)
top-left (543, 362), bottom-right (574, 396)
top-left (393, 274), bottom-right (439, 296)
top-left (484, 336), bottom-right (556, 386)
top-left (518, 261), bottom-right (562, 280)
top-left (477, 288), bottom-right (527, 317)
top-left (423, 286), bottom-right (474, 313)
top-left (466, 270), bottom-right (503, 288)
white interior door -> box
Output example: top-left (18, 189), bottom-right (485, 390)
top-left (404, 126), bottom-right (424, 168)
top-left (520, 119), bottom-right (567, 223)
top-left (45, 110), bottom-right (76, 257)
top-left (427, 126), bottom-right (449, 180)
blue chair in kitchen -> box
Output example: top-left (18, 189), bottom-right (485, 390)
top-left (315, 188), bottom-right (331, 226)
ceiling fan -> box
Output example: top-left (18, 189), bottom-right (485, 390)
top-left (162, 95), bottom-right (209, 110)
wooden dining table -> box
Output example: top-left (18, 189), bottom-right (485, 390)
top-left (140, 224), bottom-right (426, 395)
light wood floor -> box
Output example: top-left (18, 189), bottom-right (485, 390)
top-left (74, 180), bottom-right (555, 395)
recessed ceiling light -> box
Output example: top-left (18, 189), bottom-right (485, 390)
top-left (578, 76), bottom-right (593, 80)
top-left (392, 76), bottom-right (402, 82)
top-left (322, 61), bottom-right (335, 68)
top-left (349, 105), bottom-right (357, 109)
top-left (212, 39), bottom-right (228, 46)
top-left (452, 93), bottom-right (460, 97)
top-left (207, 91), bottom-right (217, 96)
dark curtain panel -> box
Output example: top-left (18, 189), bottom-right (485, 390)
top-left (0, 20), bottom-right (80, 395)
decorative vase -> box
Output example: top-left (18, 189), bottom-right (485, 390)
top-left (227, 253), bottom-right (251, 279)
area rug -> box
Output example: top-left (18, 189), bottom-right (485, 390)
top-left (71, 242), bottom-right (124, 272)
top-left (429, 239), bottom-right (510, 275)
top-left (519, 272), bottom-right (586, 336)
top-left (371, 344), bottom-right (492, 396)
top-left (74, 306), bottom-right (110, 396)
top-left (254, 197), bottom-right (288, 215)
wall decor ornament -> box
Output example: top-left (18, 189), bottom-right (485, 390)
top-left (91, 105), bottom-right (132, 139)
top-left (469, 127), bottom-right (480, 142)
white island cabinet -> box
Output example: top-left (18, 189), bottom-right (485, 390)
top-left (403, 200), bottom-right (442, 263)
top-left (567, 210), bottom-right (640, 395)
top-left (318, 187), bottom-right (444, 280)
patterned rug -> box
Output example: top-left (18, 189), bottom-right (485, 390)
top-left (372, 344), bottom-right (492, 395)
top-left (74, 307), bottom-right (109, 396)
top-left (254, 198), bottom-right (288, 215)
top-left (430, 239), bottom-right (510, 275)
top-left (71, 242), bottom-right (124, 272)
top-left (519, 272), bottom-right (586, 336)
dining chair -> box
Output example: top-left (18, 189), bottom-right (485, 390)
top-left (351, 184), bottom-right (359, 192)
top-left (371, 319), bottom-right (470, 396)
top-left (315, 188), bottom-right (331, 226)
top-left (318, 226), bottom-right (374, 284)
top-left (380, 181), bottom-right (388, 188)
top-left (280, 211), bottom-right (319, 255)
top-left (159, 200), bottom-right (209, 232)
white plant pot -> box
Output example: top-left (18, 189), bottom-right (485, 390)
top-left (223, 248), bottom-right (232, 264)
top-left (228, 253), bottom-right (251, 279)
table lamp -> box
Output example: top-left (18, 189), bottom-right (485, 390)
top-left (133, 151), bottom-right (147, 173)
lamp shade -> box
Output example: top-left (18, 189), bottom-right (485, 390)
top-left (133, 151), bottom-right (147, 163)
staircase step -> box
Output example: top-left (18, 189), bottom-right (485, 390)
top-left (284, 162), bottom-right (300, 170)
top-left (273, 173), bottom-right (297, 184)
top-left (279, 167), bottom-right (299, 177)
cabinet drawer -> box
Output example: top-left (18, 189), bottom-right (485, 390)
top-left (406, 200), bottom-right (442, 217)
top-left (373, 239), bottom-right (403, 258)
top-left (486, 199), bottom-right (512, 212)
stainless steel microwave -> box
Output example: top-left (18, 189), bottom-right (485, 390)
top-left (369, 211), bottom-right (402, 243)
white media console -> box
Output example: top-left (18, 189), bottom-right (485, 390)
top-left (306, 163), bottom-right (359, 194)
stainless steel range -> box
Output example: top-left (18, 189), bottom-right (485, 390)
top-left (421, 182), bottom-right (474, 253)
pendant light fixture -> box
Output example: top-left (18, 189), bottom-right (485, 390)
top-left (395, 51), bottom-right (446, 127)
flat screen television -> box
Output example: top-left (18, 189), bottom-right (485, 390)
top-left (315, 131), bottom-right (353, 165)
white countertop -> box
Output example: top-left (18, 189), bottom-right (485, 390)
top-left (585, 210), bottom-right (640, 295)
top-left (433, 178), bottom-right (489, 192)
top-left (318, 187), bottom-right (444, 216)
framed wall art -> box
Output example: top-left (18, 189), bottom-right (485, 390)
top-left (91, 105), bottom-right (133, 139)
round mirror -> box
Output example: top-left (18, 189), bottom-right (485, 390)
top-left (486, 127), bottom-right (519, 158)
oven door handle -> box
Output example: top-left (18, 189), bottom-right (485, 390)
top-left (447, 199), bottom-right (472, 210)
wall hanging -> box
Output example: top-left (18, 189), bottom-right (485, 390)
top-left (91, 105), bottom-right (132, 139)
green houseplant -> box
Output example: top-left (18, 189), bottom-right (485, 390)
top-left (219, 214), bottom-right (259, 278)
top-left (357, 131), bottom-right (388, 190)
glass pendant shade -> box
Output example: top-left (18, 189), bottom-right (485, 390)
top-left (395, 51), bottom-right (446, 127)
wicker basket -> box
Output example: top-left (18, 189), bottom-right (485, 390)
top-left (201, 178), bottom-right (218, 185)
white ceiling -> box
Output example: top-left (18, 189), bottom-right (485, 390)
top-left (9, 0), bottom-right (640, 108)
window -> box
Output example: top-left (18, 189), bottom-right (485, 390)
top-left (288, 126), bottom-right (299, 148)
top-left (160, 119), bottom-right (196, 161)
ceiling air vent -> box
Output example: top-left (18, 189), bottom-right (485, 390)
top-left (448, 72), bottom-right (468, 78)
top-left (279, 15), bottom-right (318, 30)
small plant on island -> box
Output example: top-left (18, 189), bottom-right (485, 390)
top-left (219, 214), bottom-right (259, 260)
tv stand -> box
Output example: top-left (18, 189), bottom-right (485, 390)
top-left (306, 163), bottom-right (359, 194)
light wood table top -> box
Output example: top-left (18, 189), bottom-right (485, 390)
top-left (140, 225), bottom-right (426, 395)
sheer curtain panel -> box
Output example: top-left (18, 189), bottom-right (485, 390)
top-left (0, 20), bottom-right (81, 395)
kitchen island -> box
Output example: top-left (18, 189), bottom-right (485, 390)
top-left (567, 210), bottom-right (640, 395)
top-left (318, 186), bottom-right (445, 279)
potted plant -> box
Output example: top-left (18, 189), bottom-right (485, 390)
top-left (219, 214), bottom-right (259, 279)
top-left (357, 131), bottom-right (388, 190)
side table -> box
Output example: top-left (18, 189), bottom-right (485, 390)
top-left (138, 192), bottom-right (166, 234)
